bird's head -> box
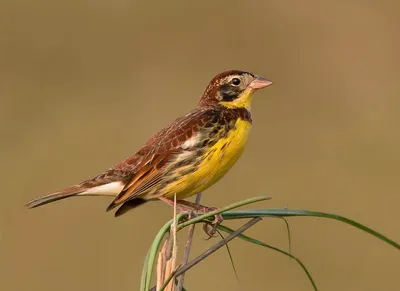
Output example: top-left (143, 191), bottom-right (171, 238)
top-left (198, 70), bottom-right (273, 109)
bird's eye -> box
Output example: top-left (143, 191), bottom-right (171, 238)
top-left (231, 78), bottom-right (241, 86)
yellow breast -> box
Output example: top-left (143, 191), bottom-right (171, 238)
top-left (164, 118), bottom-right (252, 199)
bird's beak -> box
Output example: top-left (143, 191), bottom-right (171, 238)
top-left (248, 76), bottom-right (273, 90)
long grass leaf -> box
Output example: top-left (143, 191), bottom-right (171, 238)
top-left (217, 224), bottom-right (318, 291)
top-left (222, 209), bottom-right (399, 249)
top-left (140, 249), bottom-right (151, 291)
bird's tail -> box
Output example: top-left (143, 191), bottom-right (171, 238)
top-left (26, 181), bottom-right (125, 209)
top-left (26, 186), bottom-right (86, 208)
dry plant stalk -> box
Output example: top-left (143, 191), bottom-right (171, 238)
top-left (176, 193), bottom-right (202, 290)
top-left (156, 239), bottom-right (168, 289)
top-left (156, 194), bottom-right (179, 291)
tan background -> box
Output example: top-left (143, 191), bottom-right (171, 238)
top-left (1, 1), bottom-right (399, 290)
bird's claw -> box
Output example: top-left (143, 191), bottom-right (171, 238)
top-left (202, 212), bottom-right (224, 238)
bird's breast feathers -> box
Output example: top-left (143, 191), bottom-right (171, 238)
top-left (160, 116), bottom-right (252, 199)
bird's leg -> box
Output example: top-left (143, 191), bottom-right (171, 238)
top-left (158, 197), bottom-right (195, 218)
top-left (177, 200), bottom-right (223, 233)
top-left (159, 197), bottom-right (223, 237)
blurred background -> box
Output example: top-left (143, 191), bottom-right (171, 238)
top-left (1, 1), bottom-right (399, 290)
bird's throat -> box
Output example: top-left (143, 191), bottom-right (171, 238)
top-left (219, 88), bottom-right (254, 110)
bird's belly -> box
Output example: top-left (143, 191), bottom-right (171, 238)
top-left (164, 118), bottom-right (252, 200)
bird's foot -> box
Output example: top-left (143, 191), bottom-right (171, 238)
top-left (200, 207), bottom-right (224, 238)
top-left (158, 197), bottom-right (223, 237)
top-left (180, 203), bottom-right (223, 238)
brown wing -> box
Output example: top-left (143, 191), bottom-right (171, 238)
top-left (106, 107), bottom-right (215, 211)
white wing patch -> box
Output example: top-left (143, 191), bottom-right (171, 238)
top-left (181, 133), bottom-right (201, 150)
top-left (80, 181), bottom-right (125, 196)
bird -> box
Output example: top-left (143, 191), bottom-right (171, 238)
top-left (26, 70), bottom-right (273, 222)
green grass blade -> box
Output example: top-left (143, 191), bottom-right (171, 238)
top-left (245, 214), bottom-right (292, 253)
top-left (177, 196), bottom-right (270, 230)
top-left (140, 249), bottom-right (151, 291)
top-left (222, 209), bottom-right (400, 250)
top-left (281, 217), bottom-right (292, 254)
top-left (217, 224), bottom-right (318, 291)
top-left (273, 216), bottom-right (292, 254)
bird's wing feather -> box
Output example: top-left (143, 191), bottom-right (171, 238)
top-left (106, 107), bottom-right (214, 211)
